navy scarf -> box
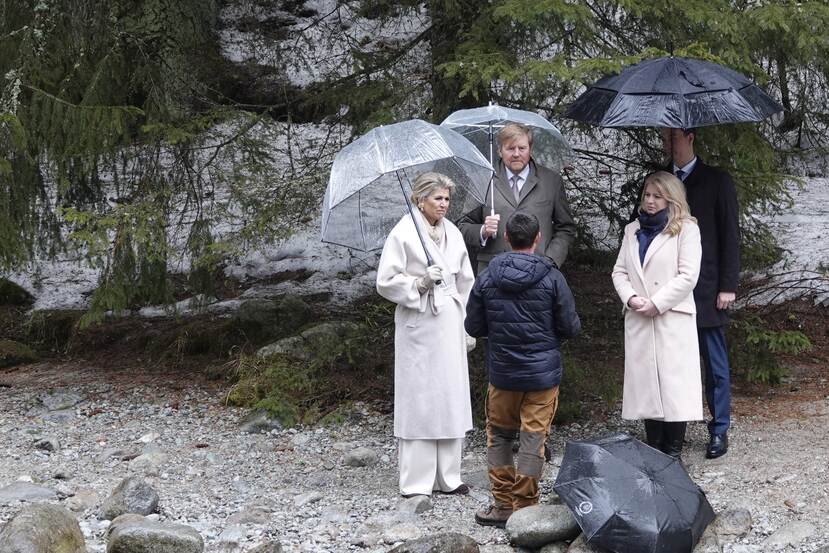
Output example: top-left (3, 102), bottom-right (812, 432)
top-left (636, 208), bottom-right (668, 264)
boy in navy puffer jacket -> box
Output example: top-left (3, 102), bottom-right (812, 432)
top-left (465, 211), bottom-right (581, 527)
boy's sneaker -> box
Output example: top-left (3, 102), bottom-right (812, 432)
top-left (474, 505), bottom-right (513, 528)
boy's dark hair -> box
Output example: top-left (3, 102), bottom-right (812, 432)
top-left (506, 211), bottom-right (539, 250)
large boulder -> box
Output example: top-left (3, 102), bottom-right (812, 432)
top-left (99, 477), bottom-right (159, 520)
top-left (106, 514), bottom-right (203, 553)
top-left (506, 504), bottom-right (581, 548)
top-left (256, 321), bottom-right (362, 361)
top-left (0, 482), bottom-right (57, 504)
top-left (0, 504), bottom-right (85, 553)
top-left (0, 279), bottom-right (33, 306)
top-left (232, 296), bottom-right (313, 342)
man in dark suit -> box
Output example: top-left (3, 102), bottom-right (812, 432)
top-left (660, 127), bottom-right (739, 459)
top-left (457, 123), bottom-right (576, 273)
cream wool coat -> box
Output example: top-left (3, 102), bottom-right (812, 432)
top-left (612, 218), bottom-right (704, 421)
top-left (376, 212), bottom-right (474, 439)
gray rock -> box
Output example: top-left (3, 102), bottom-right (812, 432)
top-left (463, 469), bottom-right (491, 491)
top-left (99, 477), bottom-right (159, 520)
top-left (506, 504), bottom-right (581, 548)
top-left (98, 448), bottom-right (138, 463)
top-left (320, 506), bottom-right (349, 523)
top-left (397, 495), bottom-right (432, 514)
top-left (239, 409), bottom-right (283, 434)
top-left (226, 505), bottom-right (271, 525)
top-left (539, 543), bottom-right (568, 553)
top-left (41, 408), bottom-right (75, 424)
top-left (106, 514), bottom-right (204, 553)
top-left (0, 504), bottom-right (85, 553)
top-left (0, 278), bottom-right (33, 305)
top-left (256, 336), bottom-right (307, 361)
top-left (710, 508), bottom-right (751, 537)
top-left (0, 482), bottom-right (57, 504)
top-left (344, 447), bottom-right (378, 467)
top-left (383, 522), bottom-right (423, 543)
top-left (566, 534), bottom-right (610, 552)
top-left (39, 391), bottom-right (83, 411)
top-left (234, 296), bottom-right (313, 342)
top-left (65, 489), bottom-right (100, 513)
top-left (248, 543), bottom-right (283, 553)
top-left (293, 491), bottom-right (323, 507)
top-left (33, 436), bottom-right (60, 452)
top-left (387, 532), bottom-right (479, 552)
top-left (128, 450), bottom-right (167, 476)
top-left (692, 525), bottom-right (719, 553)
top-left (762, 520), bottom-right (817, 549)
top-left (479, 547), bottom-right (519, 553)
top-left (218, 524), bottom-right (245, 545)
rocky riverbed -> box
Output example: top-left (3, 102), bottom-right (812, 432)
top-left (0, 361), bottom-right (827, 552)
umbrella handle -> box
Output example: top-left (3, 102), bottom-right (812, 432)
top-left (397, 172), bottom-right (442, 285)
top-left (489, 123), bottom-right (495, 215)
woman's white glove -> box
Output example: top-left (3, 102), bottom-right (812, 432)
top-left (465, 334), bottom-right (477, 353)
top-left (416, 265), bottom-right (443, 292)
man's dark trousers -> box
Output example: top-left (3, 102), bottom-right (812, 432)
top-left (699, 326), bottom-right (731, 435)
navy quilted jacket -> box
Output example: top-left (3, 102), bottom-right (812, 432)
top-left (465, 252), bottom-right (581, 391)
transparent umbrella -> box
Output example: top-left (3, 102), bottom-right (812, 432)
top-left (441, 103), bottom-right (573, 213)
top-left (321, 119), bottom-right (493, 260)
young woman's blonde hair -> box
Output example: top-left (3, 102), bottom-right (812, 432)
top-left (640, 170), bottom-right (696, 236)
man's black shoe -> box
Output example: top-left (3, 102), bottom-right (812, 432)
top-left (705, 433), bottom-right (728, 459)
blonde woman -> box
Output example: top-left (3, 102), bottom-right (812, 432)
top-left (376, 172), bottom-right (475, 497)
top-left (612, 171), bottom-right (703, 459)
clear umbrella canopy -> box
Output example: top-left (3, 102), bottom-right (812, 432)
top-left (441, 104), bottom-right (573, 171)
top-left (321, 119), bottom-right (493, 252)
top-left (564, 56), bottom-right (783, 128)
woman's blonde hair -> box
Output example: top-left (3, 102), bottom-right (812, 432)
top-left (410, 171), bottom-right (455, 206)
top-left (640, 171), bottom-right (696, 236)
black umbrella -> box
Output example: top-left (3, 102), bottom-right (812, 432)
top-left (564, 56), bottom-right (782, 128)
top-left (553, 433), bottom-right (715, 553)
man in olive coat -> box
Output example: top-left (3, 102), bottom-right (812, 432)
top-left (457, 123), bottom-right (577, 272)
top-left (660, 127), bottom-right (739, 459)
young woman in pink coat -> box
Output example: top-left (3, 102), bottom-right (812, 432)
top-left (612, 171), bottom-right (703, 459)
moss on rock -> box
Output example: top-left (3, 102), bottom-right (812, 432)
top-left (0, 339), bottom-right (37, 368)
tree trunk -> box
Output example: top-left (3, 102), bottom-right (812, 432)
top-left (428, 0), bottom-right (489, 122)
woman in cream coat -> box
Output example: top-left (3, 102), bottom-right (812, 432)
top-left (612, 171), bottom-right (703, 459)
top-left (376, 172), bottom-right (475, 497)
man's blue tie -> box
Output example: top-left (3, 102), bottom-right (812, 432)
top-left (675, 168), bottom-right (685, 181)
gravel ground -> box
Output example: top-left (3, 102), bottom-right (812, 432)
top-left (0, 361), bottom-right (827, 552)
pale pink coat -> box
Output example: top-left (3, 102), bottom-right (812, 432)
top-left (612, 218), bottom-right (704, 421)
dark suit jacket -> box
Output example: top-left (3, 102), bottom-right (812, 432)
top-left (457, 159), bottom-right (576, 270)
top-left (681, 160), bottom-right (740, 327)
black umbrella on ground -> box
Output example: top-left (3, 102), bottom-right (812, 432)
top-left (564, 56), bottom-right (782, 128)
top-left (553, 433), bottom-right (715, 553)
